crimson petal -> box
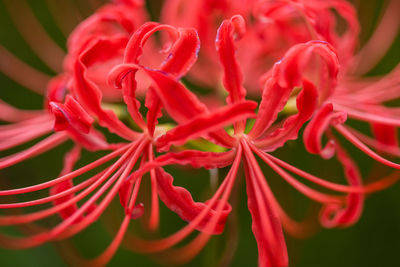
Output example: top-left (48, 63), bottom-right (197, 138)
top-left (50, 95), bottom-right (94, 134)
top-left (216, 15), bottom-right (247, 105)
top-left (250, 41), bottom-right (339, 139)
top-left (155, 168), bottom-right (231, 234)
top-left (254, 80), bottom-right (318, 151)
top-left (303, 103), bottom-right (347, 159)
top-left (73, 38), bottom-right (140, 141)
top-left (156, 101), bottom-right (257, 151)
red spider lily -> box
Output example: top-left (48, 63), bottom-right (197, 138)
top-left (297, 0), bottom-right (400, 170)
top-left (214, 0), bottom-right (400, 172)
top-left (0, 1), bottom-right (398, 266)
top-left (161, 0), bottom-right (359, 93)
top-left (0, 0), bottom-right (147, 170)
top-left (0, 18), bottom-right (258, 266)
top-left (110, 15), bottom-right (398, 266)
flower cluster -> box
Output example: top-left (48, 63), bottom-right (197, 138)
top-left (0, 0), bottom-right (399, 266)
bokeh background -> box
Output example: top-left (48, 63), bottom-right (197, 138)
top-left (0, 0), bottom-right (399, 266)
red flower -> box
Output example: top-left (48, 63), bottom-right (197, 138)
top-left (0, 14), bottom-right (258, 265)
top-left (161, 0), bottom-right (359, 94)
top-left (0, 0), bottom-right (146, 170)
top-left (119, 15), bottom-right (397, 266)
top-left (298, 0), bottom-right (400, 170)
top-left (0, 1), bottom-right (398, 266)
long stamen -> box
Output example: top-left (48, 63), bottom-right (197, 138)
top-left (347, 66), bottom-right (400, 102)
top-left (0, 121), bottom-right (53, 151)
top-left (0, 114), bottom-right (49, 131)
top-left (54, 139), bottom-right (148, 241)
top-left (122, 147), bottom-right (242, 254)
top-left (0, 140), bottom-right (146, 248)
top-left (243, 150), bottom-right (281, 253)
top-left (345, 125), bottom-right (400, 157)
top-left (247, 142), bottom-right (343, 204)
top-left (0, 123), bottom-right (49, 139)
top-left (0, 132), bottom-right (69, 170)
top-left (246, 143), bottom-right (318, 238)
top-left (335, 124), bottom-right (400, 169)
top-left (138, 150), bottom-right (242, 266)
top-left (334, 103), bottom-right (400, 126)
top-left (87, 215), bottom-right (131, 267)
top-left (0, 119), bottom-right (51, 139)
top-left (147, 144), bottom-right (159, 231)
top-left (253, 145), bottom-right (400, 193)
top-left (0, 101), bottom-right (45, 122)
top-left (81, 149), bottom-right (147, 267)
top-left (0, 143), bottom-right (132, 196)
top-left (0, 145), bottom-right (135, 226)
top-left (0, 163), bottom-right (128, 248)
top-left (241, 140), bottom-right (287, 267)
top-left (0, 171), bottom-right (105, 209)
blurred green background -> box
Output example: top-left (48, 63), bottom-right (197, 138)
top-left (0, 0), bottom-right (399, 266)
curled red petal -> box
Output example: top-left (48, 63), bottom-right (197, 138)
top-left (119, 22), bottom-right (200, 132)
top-left (156, 101), bottom-right (257, 151)
top-left (140, 68), bottom-right (238, 147)
top-left (303, 103), bottom-right (347, 159)
top-left (155, 168), bottom-right (231, 235)
top-left (146, 26), bottom-right (200, 133)
top-left (254, 80), bottom-right (318, 151)
top-left (277, 41), bottom-right (339, 101)
top-left (64, 0), bottom-right (148, 106)
top-left (73, 38), bottom-right (140, 141)
top-left (311, 0), bottom-right (359, 64)
top-left (118, 22), bottom-right (160, 128)
top-left (145, 88), bottom-right (162, 136)
top-left (130, 150), bottom-right (235, 201)
top-left (109, 62), bottom-right (236, 147)
top-left (50, 95), bottom-right (94, 134)
top-left (50, 94), bottom-right (112, 151)
top-left (250, 41), bottom-right (339, 139)
top-left (151, 27), bottom-right (195, 130)
top-left (142, 67), bottom-right (209, 122)
top-left (108, 63), bottom-right (207, 123)
top-left (159, 27), bottom-right (200, 79)
top-left (216, 15), bottom-right (247, 104)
